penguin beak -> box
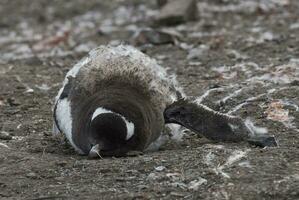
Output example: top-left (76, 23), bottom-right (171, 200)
top-left (163, 107), bottom-right (182, 124)
top-left (88, 144), bottom-right (103, 159)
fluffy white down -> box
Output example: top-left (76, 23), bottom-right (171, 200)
top-left (145, 124), bottom-right (185, 152)
top-left (55, 98), bottom-right (83, 154)
top-left (92, 107), bottom-right (135, 140)
top-left (167, 123), bottom-right (185, 141)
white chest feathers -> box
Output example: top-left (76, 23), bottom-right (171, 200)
top-left (55, 98), bottom-right (84, 154)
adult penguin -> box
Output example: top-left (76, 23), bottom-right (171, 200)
top-left (53, 45), bottom-right (277, 158)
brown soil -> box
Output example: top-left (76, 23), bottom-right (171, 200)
top-left (0, 0), bottom-right (298, 199)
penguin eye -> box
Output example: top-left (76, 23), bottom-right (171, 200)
top-left (178, 106), bottom-right (187, 114)
top-left (171, 110), bottom-right (181, 116)
top-left (171, 106), bottom-right (186, 116)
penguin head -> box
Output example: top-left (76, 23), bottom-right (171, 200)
top-left (70, 84), bottom-right (164, 157)
top-left (88, 107), bottom-right (135, 157)
top-left (164, 99), bottom-right (196, 124)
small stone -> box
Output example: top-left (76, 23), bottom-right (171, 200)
top-left (155, 166), bottom-right (166, 172)
top-left (171, 182), bottom-right (187, 189)
top-left (170, 192), bottom-right (185, 197)
top-left (187, 45), bottom-right (209, 60)
top-left (54, 177), bottom-right (64, 181)
top-left (155, 0), bottom-right (198, 26)
top-left (0, 143), bottom-right (9, 149)
top-left (6, 98), bottom-right (20, 106)
top-left (147, 172), bottom-right (159, 181)
top-left (137, 184), bottom-right (148, 190)
top-left (188, 178), bottom-right (207, 191)
top-left (55, 160), bottom-right (68, 167)
top-left (290, 80), bottom-right (299, 86)
top-left (157, 0), bottom-right (168, 7)
top-left (0, 131), bottom-right (12, 140)
top-left (188, 61), bottom-right (202, 66)
top-left (26, 172), bottom-right (38, 179)
top-left (132, 29), bottom-right (175, 46)
top-left (166, 172), bottom-right (181, 181)
top-left (25, 88), bottom-right (34, 93)
top-left (147, 172), bottom-right (167, 182)
top-left (226, 50), bottom-right (248, 61)
top-left (97, 25), bottom-right (117, 35)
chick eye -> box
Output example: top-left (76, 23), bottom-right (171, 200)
top-left (171, 110), bottom-right (181, 116)
top-left (172, 107), bottom-right (187, 117)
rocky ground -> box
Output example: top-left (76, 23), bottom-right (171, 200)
top-left (0, 0), bottom-right (298, 199)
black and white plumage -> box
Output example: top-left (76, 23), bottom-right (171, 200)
top-left (53, 45), bottom-right (185, 156)
top-left (53, 45), bottom-right (277, 158)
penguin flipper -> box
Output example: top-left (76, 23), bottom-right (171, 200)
top-left (164, 98), bottom-right (277, 147)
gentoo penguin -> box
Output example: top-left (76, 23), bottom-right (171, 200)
top-left (53, 45), bottom-right (277, 158)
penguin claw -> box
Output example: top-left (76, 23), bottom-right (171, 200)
top-left (88, 144), bottom-right (103, 159)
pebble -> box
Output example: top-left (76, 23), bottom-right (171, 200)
top-left (0, 131), bottom-right (12, 140)
top-left (155, 0), bottom-right (198, 26)
top-left (132, 29), bottom-right (175, 46)
top-left (290, 80), bottom-right (299, 86)
top-left (0, 142), bottom-right (9, 149)
top-left (26, 172), bottom-right (38, 179)
top-left (155, 166), bottom-right (166, 172)
top-left (170, 192), bottom-right (185, 197)
top-left (55, 160), bottom-right (68, 167)
top-left (166, 172), bottom-right (181, 181)
top-left (137, 184), bottom-right (148, 190)
top-left (188, 177), bottom-right (207, 191)
top-left (147, 172), bottom-right (166, 181)
top-left (147, 172), bottom-right (159, 181)
top-left (156, 0), bottom-right (168, 7)
top-left (7, 97), bottom-right (21, 106)
top-left (187, 45), bottom-right (209, 60)
top-left (171, 182), bottom-right (187, 189)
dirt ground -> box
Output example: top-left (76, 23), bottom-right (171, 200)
top-left (0, 0), bottom-right (299, 199)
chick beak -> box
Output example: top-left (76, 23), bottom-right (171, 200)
top-left (88, 144), bottom-right (103, 159)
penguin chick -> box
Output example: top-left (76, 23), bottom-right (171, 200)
top-left (53, 45), bottom-right (184, 157)
top-left (53, 45), bottom-right (277, 158)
